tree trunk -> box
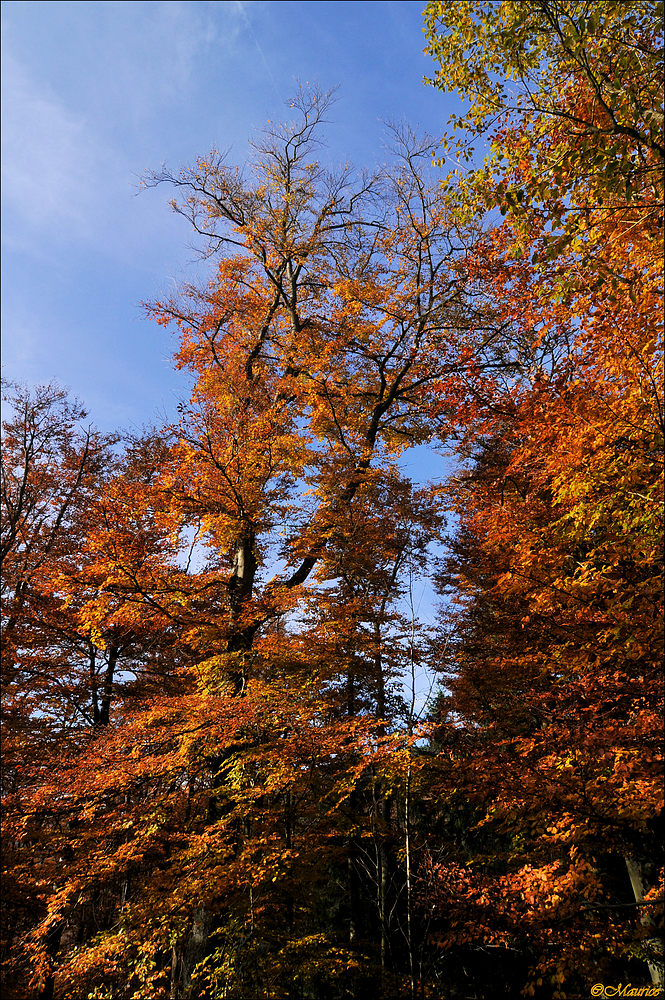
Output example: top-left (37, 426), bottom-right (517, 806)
top-left (89, 643), bottom-right (99, 724)
top-left (225, 530), bottom-right (258, 691)
top-left (405, 764), bottom-right (416, 1000)
top-left (348, 783), bottom-right (361, 946)
top-left (379, 795), bottom-right (390, 970)
top-left (169, 943), bottom-right (180, 999)
top-left (182, 530), bottom-right (259, 989)
top-left (180, 908), bottom-right (211, 995)
top-left (37, 920), bottom-right (64, 1000)
top-left (625, 856), bottom-right (663, 986)
top-left (374, 620), bottom-right (390, 971)
top-left (98, 643), bottom-right (118, 726)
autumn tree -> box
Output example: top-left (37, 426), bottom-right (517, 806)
top-left (130, 90), bottom-right (496, 999)
top-left (424, 0), bottom-right (663, 257)
top-left (2, 92), bottom-right (498, 1000)
top-left (422, 1), bottom-right (664, 995)
top-left (1, 382), bottom-right (113, 741)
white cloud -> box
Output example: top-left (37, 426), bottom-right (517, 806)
top-left (90, 1), bottom-right (250, 123)
top-left (0, 3), bottom-right (254, 259)
top-left (0, 48), bottom-right (111, 243)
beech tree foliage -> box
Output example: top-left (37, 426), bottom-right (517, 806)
top-left (2, 5), bottom-right (663, 998)
top-left (423, 1), bottom-right (663, 996)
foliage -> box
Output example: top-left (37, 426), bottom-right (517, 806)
top-left (1, 6), bottom-right (663, 996)
top-left (424, 0), bottom-right (663, 270)
top-left (423, 2), bottom-right (664, 996)
top-left (2, 93), bottom-right (481, 999)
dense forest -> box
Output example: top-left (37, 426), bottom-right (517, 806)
top-left (2, 3), bottom-right (663, 998)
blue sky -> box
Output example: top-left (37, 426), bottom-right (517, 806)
top-left (2, 0), bottom-right (461, 434)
